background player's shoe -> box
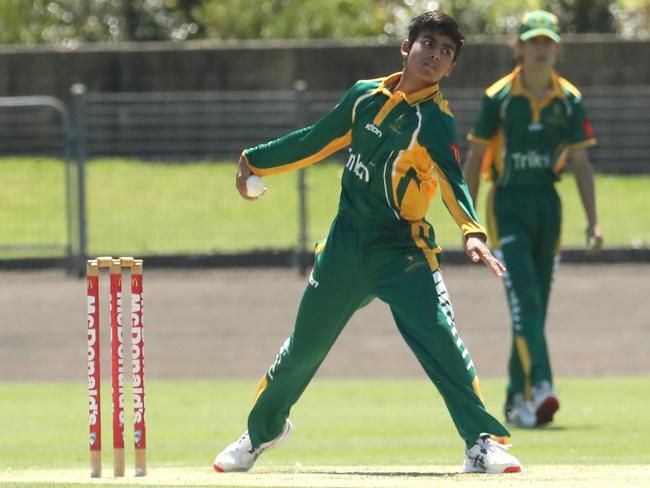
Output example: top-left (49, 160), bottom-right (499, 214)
top-left (463, 436), bottom-right (522, 474)
top-left (213, 419), bottom-right (293, 472)
top-left (533, 381), bottom-right (560, 425)
top-left (504, 393), bottom-right (536, 428)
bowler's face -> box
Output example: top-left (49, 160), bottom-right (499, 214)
top-left (402, 31), bottom-right (456, 86)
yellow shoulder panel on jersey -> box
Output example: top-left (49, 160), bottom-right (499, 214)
top-left (557, 76), bottom-right (583, 99)
top-left (358, 76), bottom-right (387, 84)
top-left (432, 91), bottom-right (454, 118)
top-left (485, 68), bottom-right (519, 98)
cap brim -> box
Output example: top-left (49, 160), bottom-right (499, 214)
top-left (520, 28), bottom-right (560, 43)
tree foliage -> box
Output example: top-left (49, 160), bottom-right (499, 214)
top-left (0, 0), bottom-right (203, 45)
top-left (0, 0), bottom-right (646, 46)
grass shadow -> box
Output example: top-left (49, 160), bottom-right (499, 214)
top-left (307, 470), bottom-right (464, 478)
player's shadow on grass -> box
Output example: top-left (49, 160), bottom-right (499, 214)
top-left (516, 424), bottom-right (599, 431)
top-left (311, 470), bottom-right (462, 478)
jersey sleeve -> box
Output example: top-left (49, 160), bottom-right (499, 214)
top-left (469, 95), bottom-right (501, 145)
top-left (567, 96), bottom-right (597, 148)
top-left (243, 82), bottom-right (363, 176)
top-left (425, 123), bottom-right (487, 238)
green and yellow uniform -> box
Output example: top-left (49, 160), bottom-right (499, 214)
top-left (469, 66), bottom-right (596, 403)
top-left (244, 72), bottom-right (510, 448)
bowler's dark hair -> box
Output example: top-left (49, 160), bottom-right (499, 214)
top-left (407, 11), bottom-right (464, 62)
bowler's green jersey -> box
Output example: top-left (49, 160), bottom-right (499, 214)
top-left (470, 66), bottom-right (596, 187)
top-left (245, 72), bottom-right (485, 270)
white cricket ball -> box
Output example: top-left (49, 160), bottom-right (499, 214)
top-left (245, 175), bottom-right (266, 198)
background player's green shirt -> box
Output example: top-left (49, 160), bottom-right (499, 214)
top-left (469, 67), bottom-right (596, 186)
top-left (244, 72), bottom-right (486, 267)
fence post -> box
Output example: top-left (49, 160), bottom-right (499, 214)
top-left (70, 83), bottom-right (89, 275)
top-left (61, 99), bottom-right (75, 274)
top-left (294, 80), bottom-right (309, 276)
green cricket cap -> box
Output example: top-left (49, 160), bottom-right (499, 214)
top-left (519, 10), bottom-right (560, 43)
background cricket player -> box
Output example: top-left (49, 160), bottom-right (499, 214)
top-left (463, 10), bottom-right (603, 428)
top-left (214, 11), bottom-right (521, 474)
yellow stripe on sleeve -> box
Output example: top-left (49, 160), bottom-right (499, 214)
top-left (567, 138), bottom-right (597, 149)
top-left (467, 134), bottom-right (492, 145)
top-left (248, 130), bottom-right (352, 176)
top-left (436, 168), bottom-right (487, 237)
top-left (554, 139), bottom-right (597, 174)
top-left (486, 184), bottom-right (499, 248)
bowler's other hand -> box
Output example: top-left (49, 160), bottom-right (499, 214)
top-left (235, 154), bottom-right (258, 201)
top-left (586, 224), bottom-right (603, 255)
top-left (465, 233), bottom-right (506, 278)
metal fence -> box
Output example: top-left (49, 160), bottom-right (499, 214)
top-left (3, 84), bottom-right (647, 170)
top-left (0, 95), bottom-right (85, 272)
top-left (64, 85), bottom-right (650, 171)
top-left (1, 84), bottom-right (649, 272)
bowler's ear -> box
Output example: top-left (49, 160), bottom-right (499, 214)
top-left (400, 39), bottom-right (411, 59)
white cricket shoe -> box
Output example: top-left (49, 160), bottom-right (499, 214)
top-left (463, 436), bottom-right (522, 474)
top-left (532, 381), bottom-right (560, 425)
top-left (505, 393), bottom-right (537, 428)
top-left (213, 419), bottom-right (293, 473)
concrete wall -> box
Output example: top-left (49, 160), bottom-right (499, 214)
top-left (0, 35), bottom-right (647, 101)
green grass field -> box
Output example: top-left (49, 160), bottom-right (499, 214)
top-left (1, 377), bottom-right (649, 487)
top-left (1, 157), bottom-right (649, 258)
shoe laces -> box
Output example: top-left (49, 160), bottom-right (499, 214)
top-left (236, 433), bottom-right (262, 458)
top-left (233, 433), bottom-right (248, 447)
top-left (476, 436), bottom-right (513, 454)
top-left (233, 433), bottom-right (259, 456)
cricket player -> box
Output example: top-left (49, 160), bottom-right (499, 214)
top-left (215, 11), bottom-right (521, 474)
top-left (463, 11), bottom-right (603, 428)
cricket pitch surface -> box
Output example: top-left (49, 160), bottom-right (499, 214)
top-left (2, 465), bottom-right (650, 487)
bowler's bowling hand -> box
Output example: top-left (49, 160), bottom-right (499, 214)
top-left (235, 153), bottom-right (257, 201)
top-left (465, 233), bottom-right (506, 278)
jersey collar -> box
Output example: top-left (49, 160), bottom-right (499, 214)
top-left (510, 66), bottom-right (566, 100)
top-left (372, 72), bottom-right (440, 105)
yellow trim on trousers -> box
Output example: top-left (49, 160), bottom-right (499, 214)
top-left (515, 336), bottom-right (533, 400)
top-left (471, 377), bottom-right (484, 403)
top-left (253, 375), bottom-right (268, 405)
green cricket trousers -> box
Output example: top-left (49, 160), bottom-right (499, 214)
top-left (489, 184), bottom-right (561, 403)
top-left (247, 214), bottom-right (510, 448)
